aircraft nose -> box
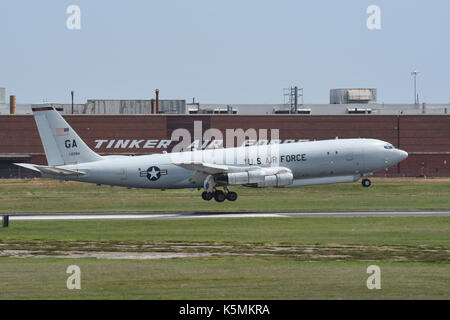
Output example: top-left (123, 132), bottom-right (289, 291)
top-left (397, 149), bottom-right (408, 161)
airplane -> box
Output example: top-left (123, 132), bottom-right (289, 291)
top-left (15, 106), bottom-right (408, 202)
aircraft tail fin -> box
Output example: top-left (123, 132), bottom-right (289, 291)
top-left (32, 105), bottom-right (103, 166)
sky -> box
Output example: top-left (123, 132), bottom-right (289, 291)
top-left (1, 0), bottom-right (449, 104)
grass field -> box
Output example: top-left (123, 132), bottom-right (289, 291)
top-left (1, 217), bottom-right (449, 246)
top-left (0, 217), bottom-right (449, 299)
top-left (0, 178), bottom-right (449, 299)
top-left (0, 178), bottom-right (450, 213)
top-left (1, 258), bottom-right (448, 300)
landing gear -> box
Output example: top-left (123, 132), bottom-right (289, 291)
top-left (202, 175), bottom-right (238, 202)
top-left (213, 190), bottom-right (226, 202)
top-left (201, 191), bottom-right (213, 201)
top-left (226, 191), bottom-right (238, 201)
top-left (362, 178), bottom-right (372, 187)
top-left (201, 188), bottom-right (238, 202)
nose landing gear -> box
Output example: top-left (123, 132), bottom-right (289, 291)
top-left (361, 178), bottom-right (372, 187)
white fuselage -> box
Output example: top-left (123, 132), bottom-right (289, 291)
top-left (56, 138), bottom-right (408, 189)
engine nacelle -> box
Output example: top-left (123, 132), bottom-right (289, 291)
top-left (215, 169), bottom-right (293, 188)
top-left (257, 172), bottom-right (293, 187)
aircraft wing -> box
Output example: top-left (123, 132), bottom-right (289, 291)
top-left (174, 161), bottom-right (262, 186)
top-left (14, 163), bottom-right (85, 177)
top-left (174, 161), bottom-right (293, 188)
top-left (173, 161), bottom-right (287, 175)
top-left (173, 161), bottom-right (231, 175)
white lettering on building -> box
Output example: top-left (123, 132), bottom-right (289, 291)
top-left (94, 138), bottom-right (309, 149)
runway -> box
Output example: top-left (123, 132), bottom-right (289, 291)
top-left (4, 210), bottom-right (450, 221)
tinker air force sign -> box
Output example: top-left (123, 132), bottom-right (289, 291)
top-left (93, 121), bottom-right (308, 151)
top-left (94, 138), bottom-right (309, 151)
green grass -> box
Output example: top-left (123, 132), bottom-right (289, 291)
top-left (0, 217), bottom-right (449, 246)
top-left (1, 178), bottom-right (450, 213)
top-left (0, 178), bottom-right (449, 299)
top-left (0, 217), bottom-right (448, 299)
top-left (0, 257), bottom-right (448, 300)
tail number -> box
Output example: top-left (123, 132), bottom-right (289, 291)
top-left (65, 139), bottom-right (78, 148)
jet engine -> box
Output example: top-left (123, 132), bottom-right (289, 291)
top-left (214, 168), bottom-right (293, 188)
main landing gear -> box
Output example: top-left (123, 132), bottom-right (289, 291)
top-left (361, 178), bottom-right (372, 187)
top-left (201, 188), bottom-right (238, 202)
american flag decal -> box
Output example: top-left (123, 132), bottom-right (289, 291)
top-left (56, 128), bottom-right (69, 136)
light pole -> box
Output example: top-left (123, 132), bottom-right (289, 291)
top-left (447, 87), bottom-right (450, 114)
top-left (411, 71), bottom-right (420, 104)
top-left (71, 90), bottom-right (74, 114)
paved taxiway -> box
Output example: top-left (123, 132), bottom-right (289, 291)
top-left (4, 211), bottom-right (450, 221)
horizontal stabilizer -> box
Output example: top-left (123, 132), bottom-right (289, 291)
top-left (14, 163), bottom-right (85, 177)
top-left (13, 163), bottom-right (41, 172)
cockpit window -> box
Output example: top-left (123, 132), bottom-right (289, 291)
top-left (384, 144), bottom-right (394, 149)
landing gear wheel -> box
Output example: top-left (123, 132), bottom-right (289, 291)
top-left (213, 190), bottom-right (226, 202)
top-left (362, 178), bottom-right (371, 187)
top-left (226, 191), bottom-right (238, 201)
top-left (201, 191), bottom-right (213, 201)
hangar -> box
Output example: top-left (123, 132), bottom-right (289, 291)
top-left (1, 113), bottom-right (450, 178)
top-left (1, 87), bottom-right (449, 178)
